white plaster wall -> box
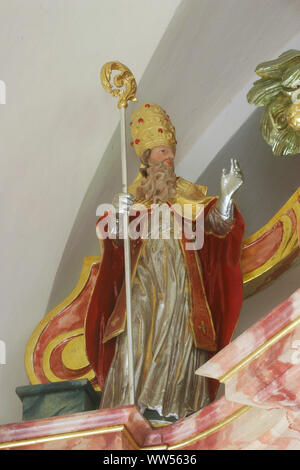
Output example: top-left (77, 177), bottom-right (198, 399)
top-left (0, 0), bottom-right (181, 425)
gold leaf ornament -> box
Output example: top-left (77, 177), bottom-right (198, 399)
top-left (100, 61), bottom-right (138, 109)
top-left (247, 49), bottom-right (300, 156)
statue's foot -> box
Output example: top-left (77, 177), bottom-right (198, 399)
top-left (143, 408), bottom-right (177, 427)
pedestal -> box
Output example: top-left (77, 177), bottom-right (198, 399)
top-left (16, 379), bottom-right (101, 421)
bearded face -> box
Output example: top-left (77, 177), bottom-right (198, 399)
top-left (136, 146), bottom-right (177, 203)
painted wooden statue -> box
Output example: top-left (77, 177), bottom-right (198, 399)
top-left (85, 101), bottom-right (245, 420)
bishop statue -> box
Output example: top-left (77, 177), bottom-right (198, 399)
top-left (85, 103), bottom-right (245, 421)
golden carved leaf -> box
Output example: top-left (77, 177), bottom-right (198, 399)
top-left (248, 49), bottom-right (300, 156)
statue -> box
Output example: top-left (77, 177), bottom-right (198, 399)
top-left (85, 102), bottom-right (245, 421)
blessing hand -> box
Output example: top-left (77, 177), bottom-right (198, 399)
top-left (220, 158), bottom-right (244, 199)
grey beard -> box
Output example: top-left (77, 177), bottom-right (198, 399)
top-left (136, 161), bottom-right (177, 203)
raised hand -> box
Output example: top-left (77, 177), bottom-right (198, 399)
top-left (220, 158), bottom-right (244, 199)
top-left (210, 158), bottom-right (244, 224)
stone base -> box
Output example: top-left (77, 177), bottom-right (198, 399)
top-left (16, 379), bottom-right (101, 421)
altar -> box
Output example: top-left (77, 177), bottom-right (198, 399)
top-left (1, 288), bottom-right (299, 450)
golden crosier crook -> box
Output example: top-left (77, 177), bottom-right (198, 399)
top-left (100, 61), bottom-right (138, 109)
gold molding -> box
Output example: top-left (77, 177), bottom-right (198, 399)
top-left (142, 444), bottom-right (169, 450)
top-left (25, 256), bottom-right (101, 385)
top-left (0, 406), bottom-right (250, 450)
top-left (219, 315), bottom-right (300, 384)
top-left (0, 424), bottom-right (139, 450)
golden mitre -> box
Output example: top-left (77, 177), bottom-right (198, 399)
top-left (130, 103), bottom-right (177, 157)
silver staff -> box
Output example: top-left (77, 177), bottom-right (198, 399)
top-left (100, 61), bottom-right (138, 404)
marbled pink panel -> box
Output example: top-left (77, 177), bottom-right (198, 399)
top-left (143, 396), bottom-right (243, 447)
top-left (149, 405), bottom-right (300, 450)
top-left (196, 288), bottom-right (300, 380)
top-left (219, 411), bottom-right (298, 450)
top-left (182, 407), bottom-right (290, 450)
top-left (225, 343), bottom-right (300, 409)
top-left (286, 410), bottom-right (300, 432)
top-left (33, 263), bottom-right (99, 382)
top-left (253, 363), bottom-right (300, 410)
top-left (242, 410), bottom-right (300, 450)
top-left (1, 401), bottom-right (300, 450)
top-left (221, 325), bottom-right (300, 410)
top-left (0, 406), bottom-right (151, 450)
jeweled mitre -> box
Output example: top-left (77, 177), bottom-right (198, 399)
top-left (130, 103), bottom-right (177, 157)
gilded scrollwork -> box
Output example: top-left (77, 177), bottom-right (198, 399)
top-left (247, 49), bottom-right (300, 156)
top-left (100, 61), bottom-right (138, 109)
top-left (242, 189), bottom-right (300, 297)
